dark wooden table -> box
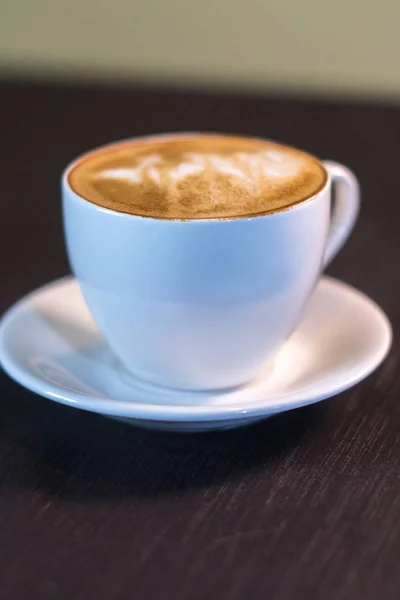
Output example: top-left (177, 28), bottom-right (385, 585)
top-left (0, 80), bottom-right (399, 600)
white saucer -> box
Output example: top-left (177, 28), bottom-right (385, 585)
top-left (0, 276), bottom-right (392, 432)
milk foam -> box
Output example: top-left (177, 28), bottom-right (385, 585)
top-left (68, 135), bottom-right (326, 219)
top-left (100, 150), bottom-right (302, 187)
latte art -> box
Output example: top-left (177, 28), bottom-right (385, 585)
top-left (100, 149), bottom-right (303, 186)
top-left (68, 134), bottom-right (326, 219)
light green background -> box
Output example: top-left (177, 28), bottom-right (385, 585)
top-left (1, 0), bottom-right (399, 97)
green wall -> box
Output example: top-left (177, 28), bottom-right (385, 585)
top-left (1, 0), bottom-right (399, 97)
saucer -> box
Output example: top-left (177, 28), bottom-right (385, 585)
top-left (0, 277), bottom-right (392, 432)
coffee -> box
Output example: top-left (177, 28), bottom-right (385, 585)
top-left (68, 134), bottom-right (327, 219)
top-left (64, 136), bottom-right (359, 389)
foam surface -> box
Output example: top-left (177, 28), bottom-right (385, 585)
top-left (68, 134), bottom-right (327, 219)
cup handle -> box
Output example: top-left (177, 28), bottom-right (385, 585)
top-left (322, 161), bottom-right (360, 268)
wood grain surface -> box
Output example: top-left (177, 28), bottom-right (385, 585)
top-left (0, 81), bottom-right (399, 600)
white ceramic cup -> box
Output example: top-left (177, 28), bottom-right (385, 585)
top-left (62, 135), bottom-right (359, 391)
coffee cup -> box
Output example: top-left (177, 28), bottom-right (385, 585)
top-left (62, 133), bottom-right (359, 390)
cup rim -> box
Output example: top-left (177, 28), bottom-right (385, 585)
top-left (62, 131), bottom-right (330, 223)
